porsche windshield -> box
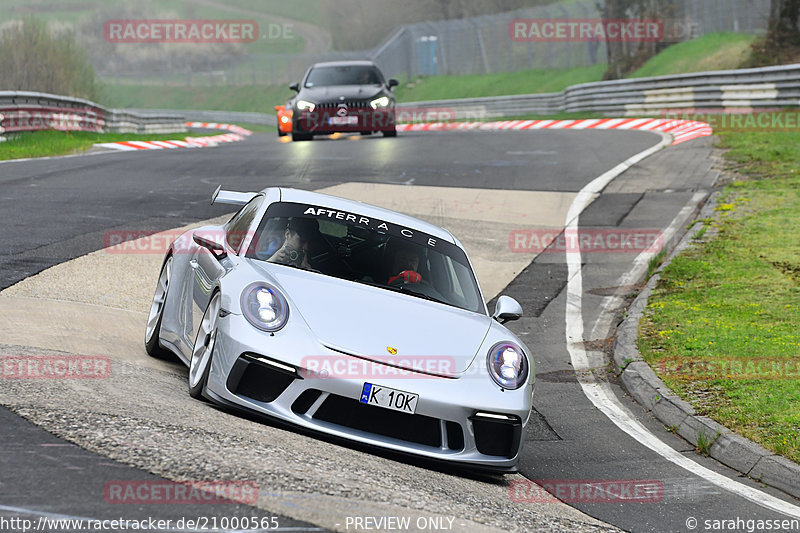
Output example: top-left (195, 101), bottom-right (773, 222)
top-left (246, 202), bottom-right (484, 314)
top-left (304, 65), bottom-right (383, 87)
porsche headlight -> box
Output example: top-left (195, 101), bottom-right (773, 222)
top-left (241, 283), bottom-right (289, 332)
top-left (296, 100), bottom-right (315, 112)
top-left (369, 96), bottom-right (390, 109)
top-left (486, 342), bottom-right (528, 390)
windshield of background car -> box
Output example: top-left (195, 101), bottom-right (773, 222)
top-left (304, 65), bottom-right (383, 87)
top-left (245, 202), bottom-right (484, 314)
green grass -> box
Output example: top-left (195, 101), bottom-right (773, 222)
top-left (395, 64), bottom-right (607, 102)
top-left (97, 65), bottom-right (609, 111)
top-left (99, 83), bottom-right (293, 112)
top-left (638, 112), bottom-right (800, 463)
top-left (0, 129), bottom-right (217, 161)
top-left (630, 33), bottom-right (757, 78)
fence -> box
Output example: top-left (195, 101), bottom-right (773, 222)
top-left (97, 0), bottom-right (771, 88)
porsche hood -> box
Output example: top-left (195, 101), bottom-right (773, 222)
top-left (254, 263), bottom-right (491, 375)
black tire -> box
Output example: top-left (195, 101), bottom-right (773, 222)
top-left (382, 128), bottom-right (397, 137)
top-left (359, 131), bottom-right (371, 136)
top-left (188, 291), bottom-right (221, 400)
top-left (145, 256), bottom-right (174, 359)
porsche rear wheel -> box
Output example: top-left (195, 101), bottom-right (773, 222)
top-left (145, 256), bottom-right (173, 359)
top-left (189, 291), bottom-right (221, 400)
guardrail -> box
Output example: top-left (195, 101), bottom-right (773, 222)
top-left (396, 63), bottom-right (800, 120)
top-left (126, 109), bottom-right (277, 127)
top-left (0, 91), bottom-right (185, 137)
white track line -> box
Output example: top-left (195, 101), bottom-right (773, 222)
top-left (563, 135), bottom-right (800, 518)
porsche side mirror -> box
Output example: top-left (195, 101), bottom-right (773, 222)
top-left (289, 82), bottom-right (300, 92)
top-left (388, 78), bottom-right (399, 89)
top-left (193, 233), bottom-right (227, 261)
top-left (492, 295), bottom-right (523, 324)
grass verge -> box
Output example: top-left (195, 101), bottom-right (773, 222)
top-left (99, 83), bottom-right (291, 113)
top-left (394, 64), bottom-right (607, 102)
top-left (638, 112), bottom-right (800, 464)
top-left (0, 130), bottom-right (217, 161)
top-left (630, 32), bottom-right (757, 78)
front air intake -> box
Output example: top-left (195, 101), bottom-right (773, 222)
top-left (226, 354), bottom-right (297, 404)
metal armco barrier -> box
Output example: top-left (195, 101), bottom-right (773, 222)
top-left (396, 63), bottom-right (800, 120)
top-left (126, 109), bottom-right (277, 126)
top-left (0, 91), bottom-right (185, 136)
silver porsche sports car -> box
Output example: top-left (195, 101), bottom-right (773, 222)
top-left (145, 186), bottom-right (534, 471)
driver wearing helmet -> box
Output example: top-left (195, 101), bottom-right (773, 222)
top-left (387, 244), bottom-right (422, 285)
top-left (268, 218), bottom-right (319, 269)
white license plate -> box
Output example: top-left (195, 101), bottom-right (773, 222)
top-left (329, 116), bottom-right (358, 125)
top-left (360, 383), bottom-right (418, 414)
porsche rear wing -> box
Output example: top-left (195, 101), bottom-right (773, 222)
top-left (211, 185), bottom-right (258, 206)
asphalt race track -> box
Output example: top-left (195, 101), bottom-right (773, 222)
top-left (1, 129), bottom-right (799, 532)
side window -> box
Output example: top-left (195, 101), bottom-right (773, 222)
top-left (225, 196), bottom-right (263, 253)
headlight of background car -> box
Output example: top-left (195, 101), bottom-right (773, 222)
top-left (296, 100), bottom-right (316, 112)
top-left (369, 96), bottom-right (390, 109)
top-left (241, 283), bottom-right (289, 332)
top-left (486, 342), bottom-right (528, 390)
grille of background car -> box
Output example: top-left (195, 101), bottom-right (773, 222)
top-left (316, 100), bottom-right (371, 109)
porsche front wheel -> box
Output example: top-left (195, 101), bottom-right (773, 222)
top-left (145, 256), bottom-right (173, 358)
top-left (189, 291), bottom-right (221, 399)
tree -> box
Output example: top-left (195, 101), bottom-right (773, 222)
top-left (767, 0), bottom-right (800, 48)
top-left (601, 0), bottom-right (678, 80)
top-left (601, 0), bottom-right (628, 80)
top-left (0, 18), bottom-right (97, 100)
top-left (746, 0), bottom-right (800, 66)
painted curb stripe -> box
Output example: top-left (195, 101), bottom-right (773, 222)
top-left (396, 118), bottom-right (712, 145)
top-left (94, 122), bottom-right (252, 152)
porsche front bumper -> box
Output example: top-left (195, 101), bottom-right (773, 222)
top-left (204, 314), bottom-right (534, 471)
